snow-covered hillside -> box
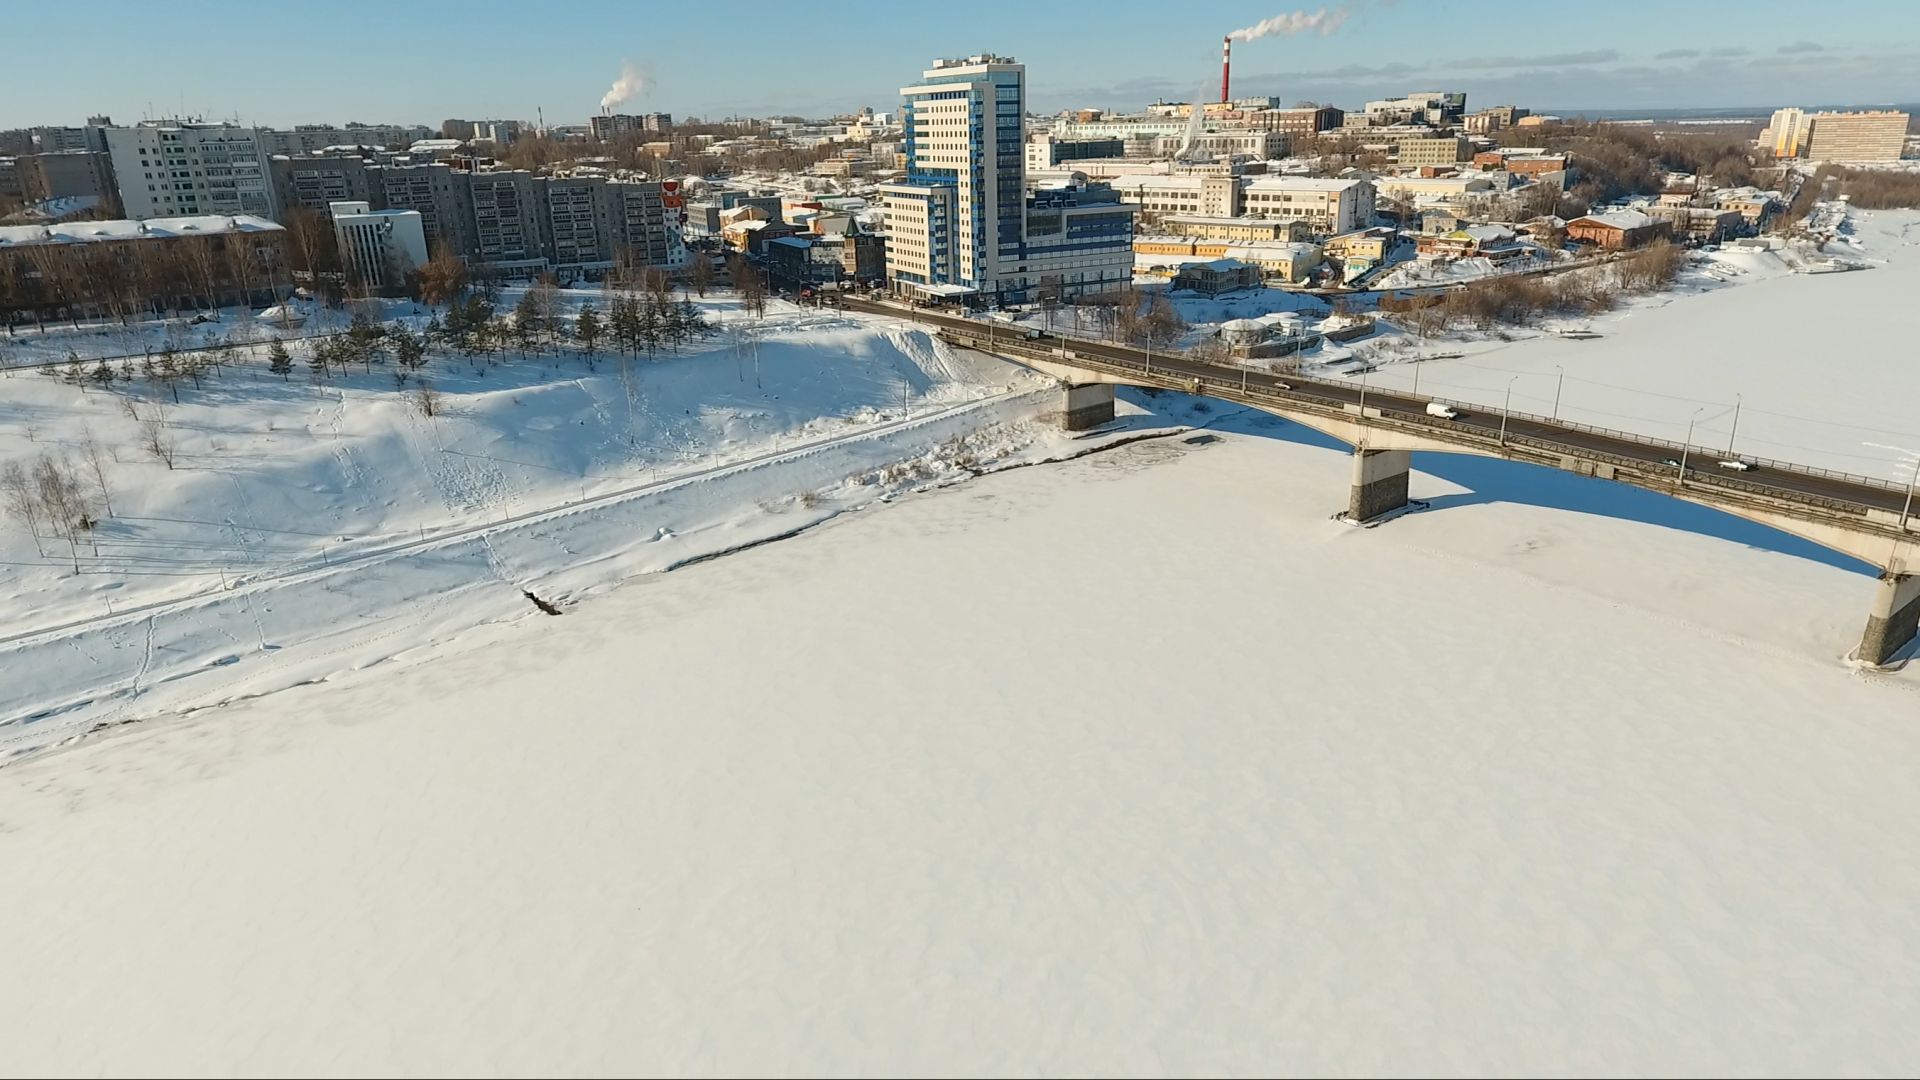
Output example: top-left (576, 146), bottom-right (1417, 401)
top-left (3, 408), bottom-right (1917, 1076)
top-left (0, 293), bottom-right (1076, 759)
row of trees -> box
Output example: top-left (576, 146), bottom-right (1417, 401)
top-left (1398, 241), bottom-right (1689, 333)
top-left (1072, 291), bottom-right (1188, 348)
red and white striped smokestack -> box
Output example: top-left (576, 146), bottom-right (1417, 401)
top-left (1221, 37), bottom-right (1232, 104)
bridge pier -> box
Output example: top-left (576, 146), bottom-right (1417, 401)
top-left (1060, 383), bottom-right (1116, 431)
top-left (1860, 573), bottom-right (1920, 666)
top-left (1348, 448), bottom-right (1411, 523)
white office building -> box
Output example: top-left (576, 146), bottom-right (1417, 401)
top-left (104, 121), bottom-right (276, 220)
top-left (329, 200), bottom-right (427, 291)
top-left (883, 54), bottom-right (1136, 305)
top-left (882, 54), bottom-right (1028, 302)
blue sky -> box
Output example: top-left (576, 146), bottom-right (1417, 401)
top-left (7, 0), bottom-right (1918, 128)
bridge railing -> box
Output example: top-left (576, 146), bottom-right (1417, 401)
top-left (938, 328), bottom-right (1912, 523)
top-left (1409, 394), bottom-right (1911, 496)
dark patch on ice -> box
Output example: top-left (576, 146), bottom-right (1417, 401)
top-left (522, 590), bottom-right (564, 616)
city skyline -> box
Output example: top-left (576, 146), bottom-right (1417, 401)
top-left (6, 0), bottom-right (1919, 129)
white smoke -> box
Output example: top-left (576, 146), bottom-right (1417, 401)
top-left (1227, 6), bottom-right (1352, 42)
top-left (600, 62), bottom-right (647, 113)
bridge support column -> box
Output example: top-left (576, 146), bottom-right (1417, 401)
top-left (1347, 448), bottom-right (1411, 523)
top-left (1859, 573), bottom-right (1920, 666)
top-left (1060, 383), bottom-right (1115, 431)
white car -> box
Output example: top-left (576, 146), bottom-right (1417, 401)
top-left (1425, 402), bottom-right (1460, 420)
top-left (1716, 459), bottom-right (1756, 472)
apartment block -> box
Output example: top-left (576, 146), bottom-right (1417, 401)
top-left (261, 124), bottom-right (433, 155)
top-left (17, 151), bottom-right (118, 212)
top-left (1397, 136), bottom-right (1468, 168)
top-left (104, 121), bottom-right (276, 220)
top-left (1803, 111), bottom-right (1908, 162)
top-left (270, 154), bottom-right (380, 214)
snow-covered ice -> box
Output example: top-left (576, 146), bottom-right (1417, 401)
top-left (2, 408), bottom-right (1918, 1076)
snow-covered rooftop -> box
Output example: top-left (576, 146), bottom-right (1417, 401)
top-left (0, 214), bottom-right (283, 248)
top-left (1576, 209), bottom-right (1661, 231)
top-left (1243, 176), bottom-right (1367, 193)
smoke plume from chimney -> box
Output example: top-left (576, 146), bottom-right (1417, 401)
top-left (1226, 6), bottom-right (1352, 42)
top-left (600, 61), bottom-right (647, 113)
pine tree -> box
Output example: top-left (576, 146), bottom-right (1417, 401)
top-left (636, 299), bottom-right (662, 359)
top-left (575, 302), bottom-right (603, 356)
top-left (307, 338), bottom-right (332, 381)
top-left (268, 338), bottom-right (293, 380)
top-left (90, 357), bottom-right (114, 388)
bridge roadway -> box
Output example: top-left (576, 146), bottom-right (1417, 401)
top-left (843, 295), bottom-right (1913, 522)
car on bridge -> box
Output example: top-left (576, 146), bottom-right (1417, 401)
top-left (1425, 403), bottom-right (1462, 420)
top-left (1717, 459), bottom-right (1757, 472)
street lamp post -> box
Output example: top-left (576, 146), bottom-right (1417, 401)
top-left (1553, 365), bottom-right (1564, 420)
top-left (1902, 453), bottom-right (1920, 531)
top-left (1499, 375), bottom-right (1518, 447)
top-left (1679, 406), bottom-right (1705, 485)
top-left (1726, 393), bottom-right (1742, 457)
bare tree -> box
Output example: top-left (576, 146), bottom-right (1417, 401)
top-left (412, 383), bottom-right (443, 417)
top-left (32, 453), bottom-right (92, 571)
top-left (140, 410), bottom-right (178, 469)
top-left (690, 253), bottom-right (715, 297)
top-left (80, 425), bottom-right (114, 517)
top-left (1, 461), bottom-right (44, 551)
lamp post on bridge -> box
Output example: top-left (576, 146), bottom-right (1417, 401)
top-left (1679, 406), bottom-right (1706, 485)
top-left (1498, 375), bottom-right (1518, 447)
top-left (1902, 453), bottom-right (1920, 531)
top-left (1552, 365), bottom-right (1564, 421)
top-left (1726, 393), bottom-right (1742, 457)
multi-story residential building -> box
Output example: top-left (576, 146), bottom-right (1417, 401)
top-left (1397, 136), bottom-right (1468, 168)
top-left (1764, 107), bottom-right (1812, 159)
top-left (589, 113), bottom-right (673, 139)
top-left (260, 124), bottom-right (434, 155)
top-left (375, 163), bottom-right (474, 256)
top-left (16, 151), bottom-right (118, 212)
top-left (467, 170), bottom-right (542, 270)
top-left (1803, 111), bottom-right (1908, 162)
top-left (0, 157), bottom-right (18, 201)
top-left (30, 120), bottom-right (111, 154)
top-left (269, 154), bottom-right (380, 215)
top-left (104, 121), bottom-right (276, 220)
top-left (329, 200), bottom-right (427, 291)
top-left (882, 54), bottom-right (1029, 301)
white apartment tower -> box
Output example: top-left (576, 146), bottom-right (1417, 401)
top-left (103, 121), bottom-right (276, 220)
top-left (881, 54), bottom-right (1027, 303)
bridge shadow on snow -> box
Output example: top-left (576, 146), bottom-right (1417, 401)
top-left (1156, 392), bottom-right (1880, 579)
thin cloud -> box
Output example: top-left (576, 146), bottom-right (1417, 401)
top-left (1708, 46), bottom-right (1751, 57)
top-left (1778, 41), bottom-right (1825, 54)
top-left (1654, 49), bottom-right (1700, 60)
top-left (1456, 50), bottom-right (1619, 69)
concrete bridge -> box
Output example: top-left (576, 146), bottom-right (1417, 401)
top-left (853, 301), bottom-right (1920, 665)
